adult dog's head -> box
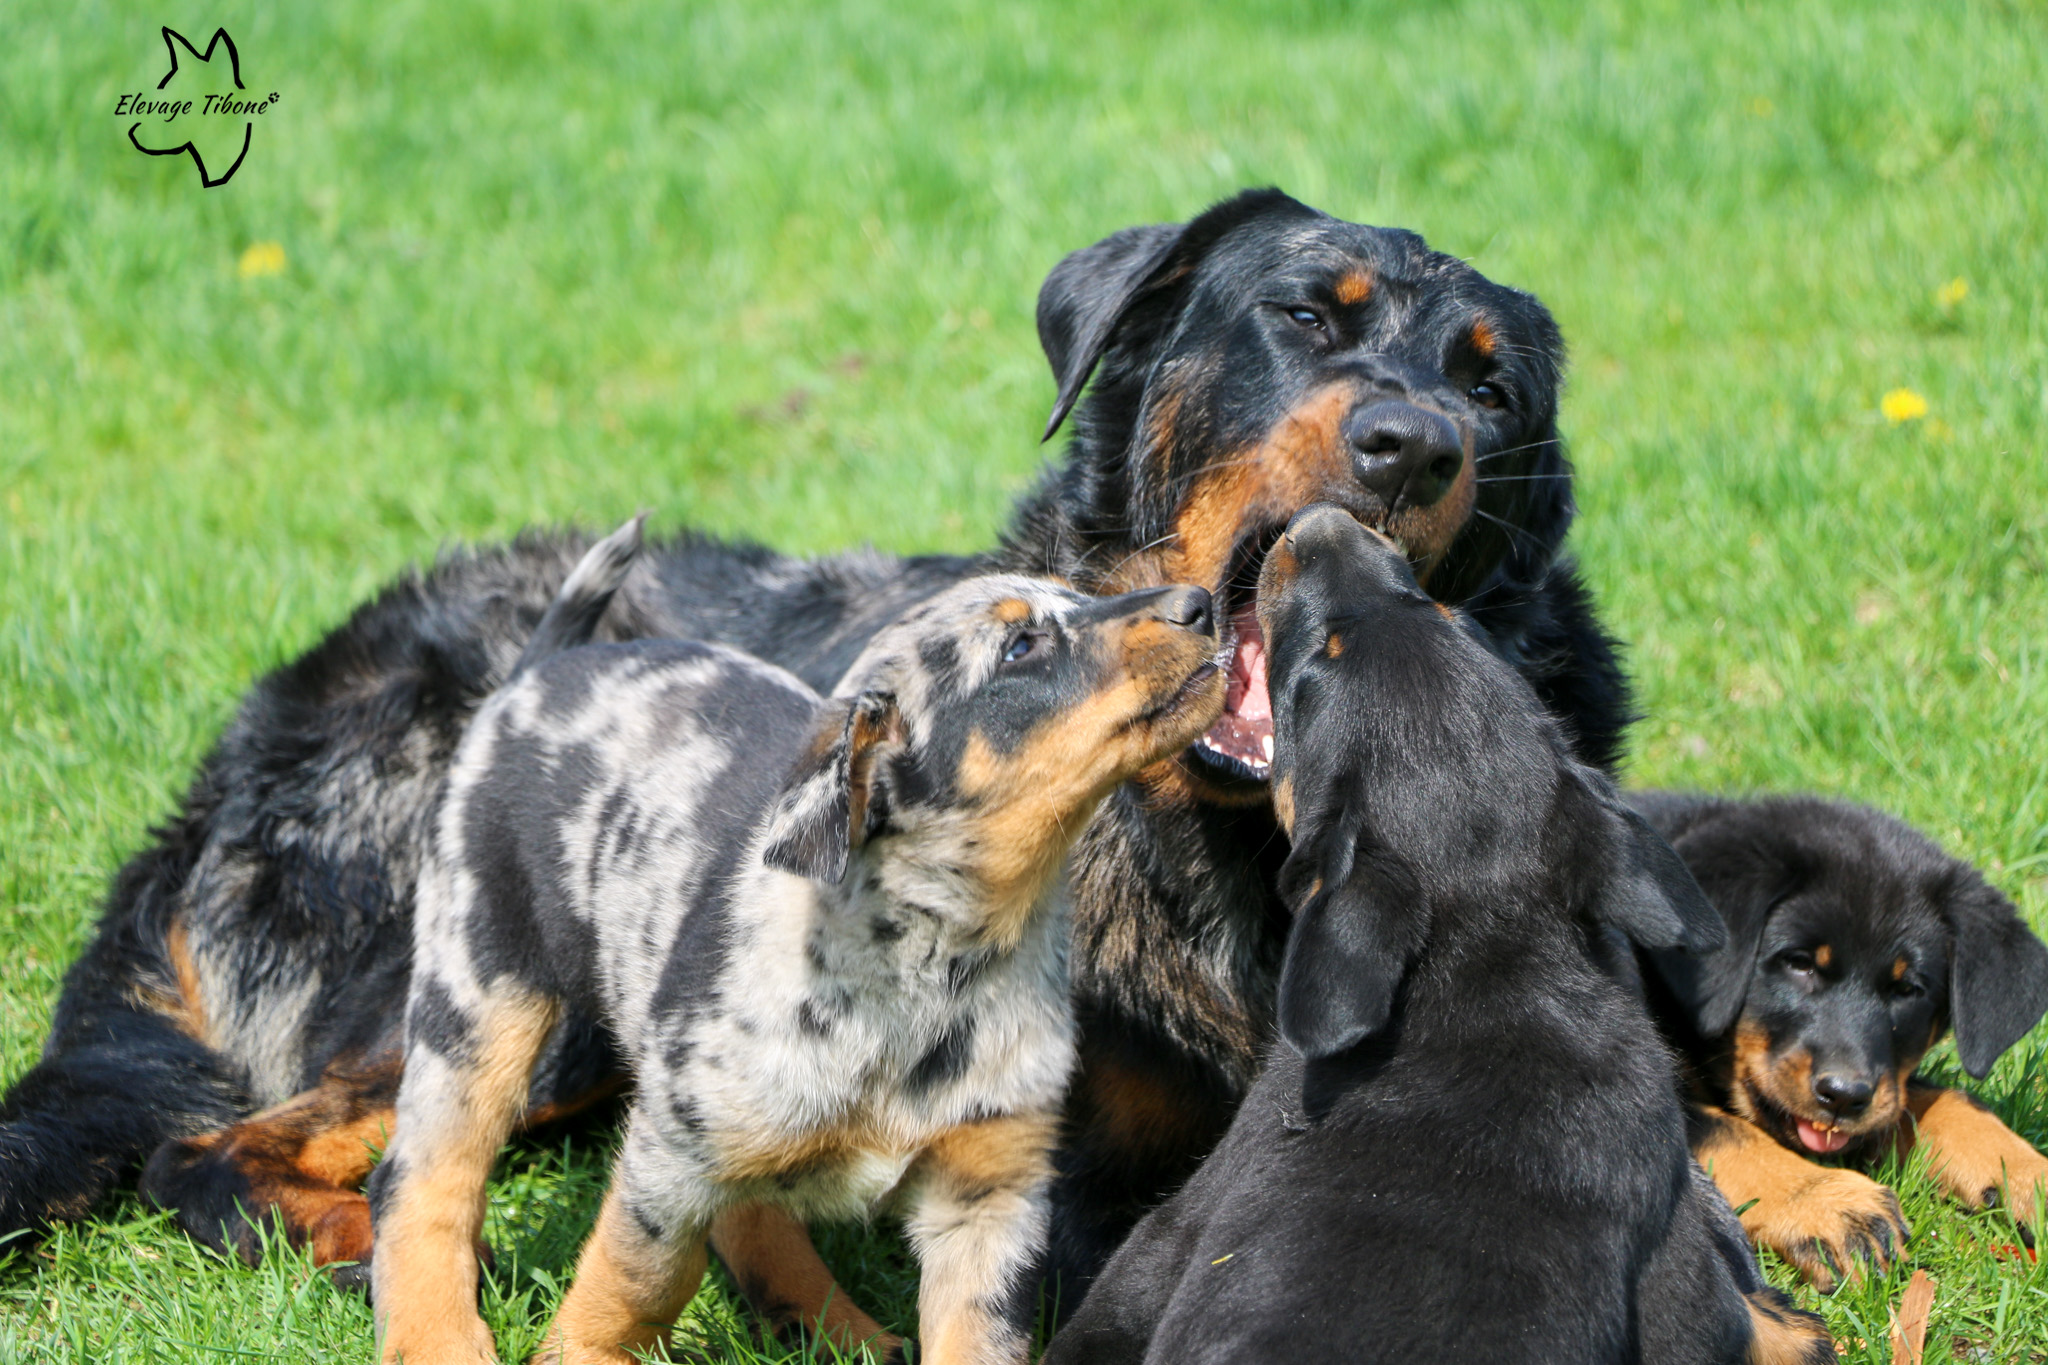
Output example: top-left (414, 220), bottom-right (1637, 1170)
top-left (1004, 188), bottom-right (1570, 798)
top-left (1637, 793), bottom-right (2048, 1160)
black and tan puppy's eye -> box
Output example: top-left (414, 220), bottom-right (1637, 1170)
top-left (1285, 306), bottom-right (1327, 333)
top-left (1002, 630), bottom-right (1048, 665)
top-left (1778, 949), bottom-right (1818, 977)
top-left (1468, 382), bottom-right (1506, 410)
top-left (1889, 976), bottom-right (1925, 1000)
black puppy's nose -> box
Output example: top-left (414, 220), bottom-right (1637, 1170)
top-left (1159, 585), bottom-right (1214, 635)
top-left (1345, 401), bottom-right (1464, 512)
top-left (1813, 1074), bottom-right (1875, 1117)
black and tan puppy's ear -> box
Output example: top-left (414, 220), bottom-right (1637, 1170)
top-left (761, 691), bottom-right (901, 884)
top-left (1634, 798), bottom-right (1804, 1041)
top-left (1940, 869), bottom-right (2048, 1079)
top-left (1589, 789), bottom-right (1726, 958)
top-left (1275, 823), bottom-right (1427, 1062)
top-left (1036, 187), bottom-right (1315, 440)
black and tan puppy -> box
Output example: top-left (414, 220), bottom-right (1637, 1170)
top-left (368, 553), bottom-right (1225, 1365)
top-left (1044, 506), bottom-right (1832, 1365)
top-left (1633, 792), bottom-right (2048, 1289)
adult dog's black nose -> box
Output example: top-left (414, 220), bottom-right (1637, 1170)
top-left (1345, 401), bottom-right (1464, 512)
top-left (1813, 1073), bottom-right (1875, 1117)
top-left (1159, 585), bottom-right (1214, 635)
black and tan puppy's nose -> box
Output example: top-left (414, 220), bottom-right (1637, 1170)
top-left (1812, 1073), bottom-right (1875, 1118)
top-left (1346, 401), bottom-right (1464, 512)
top-left (1159, 585), bottom-right (1215, 636)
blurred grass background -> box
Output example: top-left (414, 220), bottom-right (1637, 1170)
top-left (4, 0), bottom-right (2046, 1358)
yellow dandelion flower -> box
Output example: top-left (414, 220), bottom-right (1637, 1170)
top-left (1748, 96), bottom-right (1775, 117)
top-left (1881, 388), bottom-right (1928, 423)
top-left (238, 241), bottom-right (287, 278)
top-left (1935, 277), bottom-right (1968, 309)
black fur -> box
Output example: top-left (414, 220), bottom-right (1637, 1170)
top-left (0, 193), bottom-right (1630, 1308)
top-left (1043, 506), bottom-right (1786, 1364)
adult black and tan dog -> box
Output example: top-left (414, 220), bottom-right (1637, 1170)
top-left (1634, 792), bottom-right (2048, 1290)
top-left (1043, 505), bottom-right (1832, 1365)
top-left (0, 189), bottom-right (1626, 1315)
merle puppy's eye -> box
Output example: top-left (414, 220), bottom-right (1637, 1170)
top-left (1469, 382), bottom-right (1506, 410)
top-left (1002, 630), bottom-right (1046, 665)
top-left (1779, 949), bottom-right (1818, 976)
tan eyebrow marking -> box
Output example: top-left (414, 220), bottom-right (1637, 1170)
top-left (1469, 318), bottom-right (1497, 357)
top-left (1335, 269), bottom-right (1373, 305)
top-left (993, 599), bottom-right (1031, 624)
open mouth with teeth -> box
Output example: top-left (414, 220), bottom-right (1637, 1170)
top-left (1186, 528), bottom-right (1293, 784)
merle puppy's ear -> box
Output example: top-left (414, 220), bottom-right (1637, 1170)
top-left (1940, 868), bottom-right (2048, 1078)
top-left (1037, 187), bottom-right (1311, 441)
top-left (1275, 820), bottom-right (1427, 1061)
top-left (1638, 803), bottom-right (1801, 1041)
top-left (762, 691), bottom-right (901, 884)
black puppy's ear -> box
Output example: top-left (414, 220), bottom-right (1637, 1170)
top-left (1592, 797), bottom-right (1727, 958)
top-left (1275, 822), bottom-right (1427, 1061)
top-left (761, 691), bottom-right (901, 884)
top-left (1036, 187), bottom-right (1311, 441)
top-left (1634, 798), bottom-right (1801, 1040)
top-left (1941, 869), bottom-right (2048, 1078)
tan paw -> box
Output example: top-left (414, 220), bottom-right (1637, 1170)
top-left (1741, 1164), bottom-right (1910, 1292)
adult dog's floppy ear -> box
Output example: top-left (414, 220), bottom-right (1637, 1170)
top-left (762, 691), bottom-right (901, 884)
top-left (1940, 868), bottom-right (2048, 1078)
top-left (1036, 187), bottom-right (1311, 441)
top-left (1275, 821), bottom-right (1427, 1062)
top-left (1636, 799), bottom-right (1803, 1041)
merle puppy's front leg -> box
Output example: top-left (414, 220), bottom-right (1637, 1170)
top-left (533, 1113), bottom-right (712, 1365)
top-left (907, 1113), bottom-right (1058, 1365)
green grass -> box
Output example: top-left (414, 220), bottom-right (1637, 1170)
top-left (5, 0), bottom-right (2047, 1358)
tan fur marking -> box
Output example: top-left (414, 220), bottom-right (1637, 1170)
top-left (1891, 955), bottom-right (1909, 981)
top-left (133, 919), bottom-right (213, 1044)
top-left (536, 1185), bottom-right (707, 1365)
top-left (992, 598), bottom-right (1031, 625)
top-left (1141, 385), bottom-right (1184, 474)
top-left (714, 1118), bottom-right (887, 1185)
top-left (1814, 944), bottom-right (1833, 971)
top-left (377, 993), bottom-right (560, 1365)
top-left (1729, 1015), bottom-right (1910, 1146)
top-left (923, 1112), bottom-right (1057, 1193)
top-left (1270, 776), bottom-right (1296, 836)
top-left (1468, 317), bottom-right (1497, 357)
top-left (1695, 1105), bottom-right (1907, 1291)
top-left (1899, 1083), bottom-right (2048, 1223)
top-left (1743, 1290), bottom-right (1837, 1365)
top-left (910, 1113), bottom-right (1057, 1365)
top-left (297, 1108), bottom-right (394, 1187)
top-left (1324, 631), bottom-right (1344, 659)
top-left (710, 1204), bottom-right (900, 1356)
top-left (957, 613), bottom-right (1220, 946)
top-left (1435, 602), bottom-right (1457, 623)
top-left (1334, 270), bottom-right (1373, 305)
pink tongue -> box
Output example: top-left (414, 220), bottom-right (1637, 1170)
top-left (1796, 1119), bottom-right (1852, 1154)
top-left (1202, 606), bottom-right (1273, 768)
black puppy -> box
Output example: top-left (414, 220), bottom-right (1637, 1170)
top-left (1634, 792), bottom-right (2048, 1289)
top-left (1046, 506), bottom-right (1832, 1365)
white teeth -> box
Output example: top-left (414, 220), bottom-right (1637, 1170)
top-left (1261, 734), bottom-right (1275, 760)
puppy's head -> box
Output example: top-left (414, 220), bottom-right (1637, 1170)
top-left (763, 574), bottom-right (1225, 943)
top-left (1025, 188), bottom-right (1573, 793)
top-left (1641, 795), bottom-right (2048, 1158)
top-left (1254, 505), bottom-right (1722, 1060)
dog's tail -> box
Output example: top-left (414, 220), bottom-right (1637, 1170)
top-left (509, 511), bottom-right (648, 679)
top-left (1744, 1288), bottom-right (1836, 1364)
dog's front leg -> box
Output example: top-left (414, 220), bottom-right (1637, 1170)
top-left (1900, 1081), bottom-right (2048, 1230)
top-left (907, 1112), bottom-right (1058, 1365)
top-left (709, 1202), bottom-right (903, 1357)
top-left (533, 1116), bottom-right (712, 1365)
top-left (1691, 1104), bottom-right (1908, 1291)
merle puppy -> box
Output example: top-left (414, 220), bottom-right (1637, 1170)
top-left (0, 189), bottom-right (1625, 1315)
top-left (1044, 506), bottom-right (1832, 1365)
top-left (1634, 792), bottom-right (2048, 1289)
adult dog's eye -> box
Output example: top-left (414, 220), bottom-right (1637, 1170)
top-left (1779, 949), bottom-right (1817, 976)
top-left (1002, 631), bottom-right (1046, 665)
top-left (1285, 306), bottom-right (1327, 333)
top-left (1890, 977), bottom-right (1925, 1000)
top-left (1469, 382), bottom-right (1506, 410)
